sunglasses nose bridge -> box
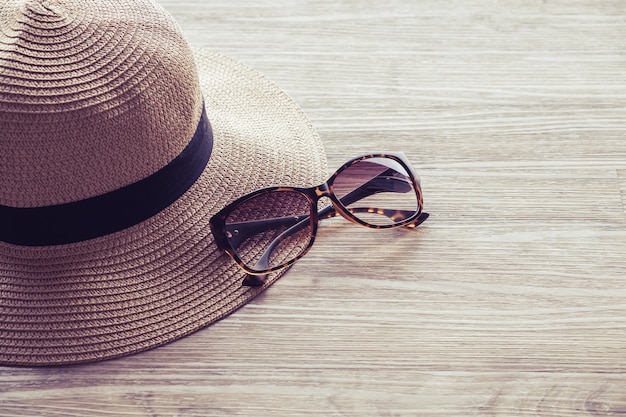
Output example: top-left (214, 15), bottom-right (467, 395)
top-left (313, 182), bottom-right (332, 199)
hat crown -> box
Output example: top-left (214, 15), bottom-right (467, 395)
top-left (0, 0), bottom-right (203, 207)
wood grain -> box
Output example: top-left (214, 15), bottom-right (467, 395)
top-left (2, 0), bottom-right (626, 416)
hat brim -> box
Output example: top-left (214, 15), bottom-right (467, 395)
top-left (0, 49), bottom-right (327, 366)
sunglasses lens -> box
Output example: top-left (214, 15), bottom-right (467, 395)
top-left (331, 157), bottom-right (419, 226)
top-left (224, 190), bottom-right (314, 273)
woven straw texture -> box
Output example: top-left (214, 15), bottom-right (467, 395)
top-left (0, 0), bottom-right (327, 366)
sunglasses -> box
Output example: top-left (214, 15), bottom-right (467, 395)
top-left (209, 152), bottom-right (429, 287)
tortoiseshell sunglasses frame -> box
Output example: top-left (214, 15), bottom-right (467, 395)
top-left (209, 152), bottom-right (428, 285)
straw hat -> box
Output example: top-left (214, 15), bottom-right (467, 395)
top-left (0, 0), bottom-right (327, 366)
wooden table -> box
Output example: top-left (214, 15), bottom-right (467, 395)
top-left (2, 1), bottom-right (626, 415)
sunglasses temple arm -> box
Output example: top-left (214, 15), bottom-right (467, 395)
top-left (237, 181), bottom-right (428, 287)
top-left (229, 174), bottom-right (420, 249)
top-left (243, 210), bottom-right (428, 288)
top-left (227, 173), bottom-right (402, 248)
top-left (318, 173), bottom-right (417, 222)
top-left (409, 211), bottom-right (430, 227)
top-left (247, 177), bottom-right (423, 265)
top-left (242, 210), bottom-right (429, 287)
top-left (321, 206), bottom-right (424, 223)
top-left (224, 215), bottom-right (309, 250)
top-left (241, 216), bottom-right (312, 287)
top-left (333, 170), bottom-right (413, 208)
